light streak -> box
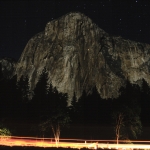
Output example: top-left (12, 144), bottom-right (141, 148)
top-left (0, 136), bottom-right (149, 149)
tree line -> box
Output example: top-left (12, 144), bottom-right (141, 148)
top-left (0, 68), bottom-right (150, 142)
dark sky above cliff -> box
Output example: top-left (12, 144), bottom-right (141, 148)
top-left (1, 0), bottom-right (150, 60)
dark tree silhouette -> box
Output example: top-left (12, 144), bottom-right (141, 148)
top-left (112, 80), bottom-right (142, 142)
top-left (140, 79), bottom-right (150, 124)
top-left (16, 75), bottom-right (30, 119)
top-left (7, 75), bottom-right (19, 118)
top-left (39, 84), bottom-right (70, 144)
top-left (71, 87), bottom-right (113, 124)
top-left (76, 90), bottom-right (88, 123)
top-left (0, 75), bottom-right (18, 118)
top-left (0, 77), bottom-right (8, 118)
top-left (69, 92), bottom-right (78, 122)
top-left (112, 103), bottom-right (142, 143)
top-left (17, 75), bottom-right (30, 103)
top-left (86, 87), bottom-right (112, 124)
top-left (31, 68), bottom-right (49, 120)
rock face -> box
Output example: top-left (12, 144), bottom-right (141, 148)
top-left (14, 12), bottom-right (150, 103)
top-left (0, 57), bottom-right (16, 79)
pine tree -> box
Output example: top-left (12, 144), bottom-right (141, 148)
top-left (17, 75), bottom-right (30, 103)
top-left (32, 68), bottom-right (49, 119)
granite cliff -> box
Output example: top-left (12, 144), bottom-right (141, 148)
top-left (13, 12), bottom-right (150, 103)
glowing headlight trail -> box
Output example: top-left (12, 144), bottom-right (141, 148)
top-left (0, 136), bottom-right (150, 149)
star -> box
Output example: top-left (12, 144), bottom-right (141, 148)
top-left (24, 20), bottom-right (27, 26)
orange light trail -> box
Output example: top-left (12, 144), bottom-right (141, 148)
top-left (0, 136), bottom-right (150, 149)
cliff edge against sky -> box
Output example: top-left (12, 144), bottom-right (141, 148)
top-left (4, 12), bottom-right (150, 102)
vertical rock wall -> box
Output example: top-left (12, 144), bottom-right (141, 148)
top-left (14, 12), bottom-right (150, 103)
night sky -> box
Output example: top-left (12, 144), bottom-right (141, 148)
top-left (1, 0), bottom-right (150, 60)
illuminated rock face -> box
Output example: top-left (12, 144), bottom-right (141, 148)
top-left (14, 12), bottom-right (150, 103)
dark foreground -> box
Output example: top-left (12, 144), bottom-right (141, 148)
top-left (0, 146), bottom-right (112, 150)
